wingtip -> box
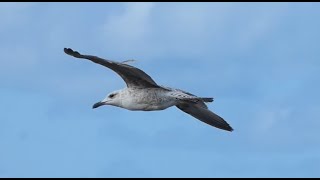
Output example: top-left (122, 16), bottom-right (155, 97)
top-left (224, 124), bottom-right (234, 132)
top-left (217, 121), bottom-right (234, 132)
top-left (64, 47), bottom-right (72, 54)
top-left (64, 47), bottom-right (81, 57)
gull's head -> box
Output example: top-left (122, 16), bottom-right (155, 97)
top-left (92, 90), bottom-right (122, 109)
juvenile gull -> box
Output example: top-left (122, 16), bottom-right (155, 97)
top-left (64, 48), bottom-right (233, 132)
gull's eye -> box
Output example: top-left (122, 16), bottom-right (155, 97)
top-left (108, 94), bottom-right (115, 98)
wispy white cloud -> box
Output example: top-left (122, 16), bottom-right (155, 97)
top-left (100, 3), bottom-right (289, 61)
top-left (99, 3), bottom-right (234, 59)
top-left (101, 2), bottom-right (154, 57)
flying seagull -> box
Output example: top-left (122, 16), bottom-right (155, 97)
top-left (64, 48), bottom-right (233, 132)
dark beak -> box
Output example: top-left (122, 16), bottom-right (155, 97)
top-left (92, 101), bottom-right (105, 109)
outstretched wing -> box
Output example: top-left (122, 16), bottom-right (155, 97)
top-left (64, 48), bottom-right (160, 88)
top-left (176, 103), bottom-right (233, 132)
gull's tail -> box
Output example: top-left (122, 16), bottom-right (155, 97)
top-left (168, 90), bottom-right (214, 103)
top-left (201, 97), bottom-right (214, 103)
top-left (181, 97), bottom-right (214, 104)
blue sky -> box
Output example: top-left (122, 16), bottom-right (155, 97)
top-left (1, 2), bottom-right (320, 178)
